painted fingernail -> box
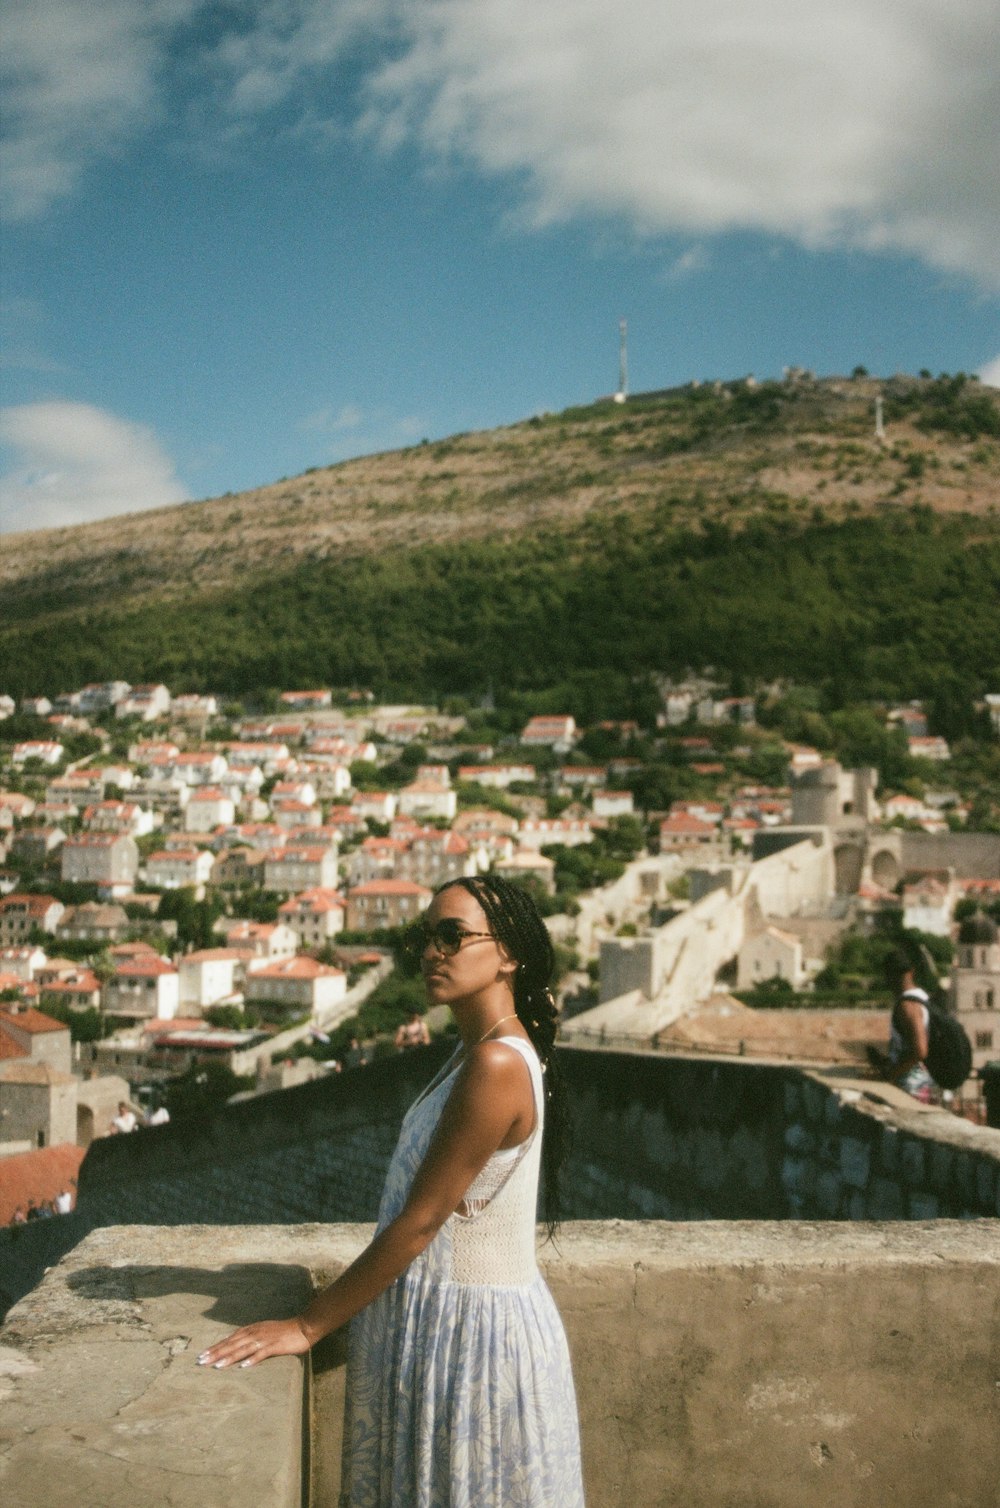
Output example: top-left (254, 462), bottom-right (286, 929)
top-left (213, 1361), bottom-right (225, 1369)
top-left (240, 1359), bottom-right (252, 1368)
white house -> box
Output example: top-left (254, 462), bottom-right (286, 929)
top-left (164, 751), bottom-right (230, 786)
top-left (178, 949), bottom-right (244, 1010)
top-left (244, 956), bottom-right (347, 1015)
top-left (280, 690), bottom-right (332, 709)
top-left (519, 716), bottom-right (577, 751)
top-left (263, 845), bottom-right (339, 894)
top-left (19, 696), bottom-right (53, 717)
top-left (593, 790), bottom-right (635, 819)
top-left (223, 920), bottom-right (298, 958)
top-left (78, 681), bottom-right (130, 713)
top-left (172, 693), bottom-right (219, 718)
top-left (737, 926), bottom-right (807, 991)
top-left (949, 913), bottom-right (1000, 1069)
top-left (518, 818), bottom-right (594, 851)
top-left (144, 848), bottom-right (215, 894)
top-left (0, 895), bottom-right (65, 943)
top-left (272, 799), bottom-right (322, 831)
top-left (458, 764), bottom-right (536, 789)
top-left (346, 879), bottom-right (432, 931)
top-left (270, 779), bottom-right (317, 808)
top-left (909, 735), bottom-right (951, 762)
top-left (82, 801), bottom-right (158, 839)
top-left (225, 741), bottom-right (290, 772)
top-left (902, 876), bottom-right (955, 938)
top-left (61, 834), bottom-right (139, 897)
top-left (12, 741), bottom-right (64, 766)
top-left (115, 683), bottom-right (171, 721)
top-left (494, 849), bottom-right (557, 893)
top-left (398, 780), bottom-right (457, 822)
top-left (184, 787), bottom-right (236, 833)
top-left (103, 956), bottom-right (180, 1021)
top-left (351, 791), bottom-right (398, 823)
top-left (278, 888), bottom-right (345, 948)
top-left (398, 830), bottom-right (478, 888)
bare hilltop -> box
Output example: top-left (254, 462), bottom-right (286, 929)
top-left (4, 374), bottom-right (999, 599)
top-left (2, 373), bottom-right (999, 701)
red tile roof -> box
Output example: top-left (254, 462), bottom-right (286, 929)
top-left (250, 956), bottom-right (345, 981)
top-left (0, 1006), bottom-right (69, 1035)
top-left (0, 1143), bottom-right (85, 1225)
top-left (114, 957), bottom-right (177, 978)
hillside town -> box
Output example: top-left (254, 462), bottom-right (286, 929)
top-left (2, 675), bottom-right (1000, 1222)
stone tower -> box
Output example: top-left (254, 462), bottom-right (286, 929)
top-left (949, 912), bottom-right (1000, 1068)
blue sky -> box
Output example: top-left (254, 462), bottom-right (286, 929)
top-left (2, 0), bottom-right (998, 534)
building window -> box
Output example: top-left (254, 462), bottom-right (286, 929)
top-left (975, 1031), bottom-right (993, 1050)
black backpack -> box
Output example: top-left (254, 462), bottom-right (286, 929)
top-left (895, 938), bottom-right (973, 1090)
top-left (925, 1007), bottom-right (973, 1091)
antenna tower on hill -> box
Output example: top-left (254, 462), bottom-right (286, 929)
top-left (614, 318), bottom-right (628, 403)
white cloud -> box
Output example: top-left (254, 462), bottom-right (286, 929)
top-left (0, 0), bottom-right (200, 221)
top-left (298, 402), bottom-right (365, 434)
top-left (0, 0), bottom-right (380, 220)
top-left (0, 402), bottom-right (188, 534)
top-left (978, 357), bottom-right (1000, 389)
top-left (4, 1), bottom-right (999, 286)
top-left (663, 246), bottom-right (710, 283)
top-left (362, 0), bottom-right (1000, 285)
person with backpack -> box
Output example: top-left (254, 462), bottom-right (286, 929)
top-left (869, 950), bottom-right (972, 1101)
top-left (885, 970), bottom-right (937, 1101)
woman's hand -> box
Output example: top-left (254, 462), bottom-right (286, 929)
top-left (197, 1317), bottom-right (312, 1371)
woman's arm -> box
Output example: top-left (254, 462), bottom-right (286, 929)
top-left (197, 1041), bottom-right (533, 1370)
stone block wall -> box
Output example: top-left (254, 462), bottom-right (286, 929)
top-left (780, 1074), bottom-right (1000, 1220)
top-left (560, 1049), bottom-right (788, 1219)
top-left (75, 1043), bottom-right (454, 1227)
top-left (560, 1047), bottom-right (1000, 1223)
top-left (3, 1043), bottom-right (998, 1321)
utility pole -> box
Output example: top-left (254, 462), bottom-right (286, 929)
top-left (614, 318), bottom-right (628, 404)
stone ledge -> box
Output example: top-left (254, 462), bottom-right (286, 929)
top-left (0, 1225), bottom-right (322, 1508)
top-left (3, 1221), bottom-right (999, 1508)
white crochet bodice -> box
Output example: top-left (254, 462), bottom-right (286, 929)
top-left (377, 1037), bottom-right (544, 1288)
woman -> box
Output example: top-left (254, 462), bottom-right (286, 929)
top-left (199, 874), bottom-right (585, 1507)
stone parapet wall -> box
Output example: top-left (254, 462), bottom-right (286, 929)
top-left (559, 1047), bottom-right (1000, 1223)
top-left (3, 1045), bottom-right (997, 1322)
top-left (2, 1222), bottom-right (998, 1508)
top-left (781, 1071), bottom-right (1000, 1220)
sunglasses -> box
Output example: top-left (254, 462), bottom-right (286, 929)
top-left (403, 918), bottom-right (495, 960)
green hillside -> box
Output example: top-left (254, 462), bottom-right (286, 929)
top-left (3, 374), bottom-right (999, 711)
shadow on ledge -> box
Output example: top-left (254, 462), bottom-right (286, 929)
top-left (2, 1220), bottom-right (998, 1508)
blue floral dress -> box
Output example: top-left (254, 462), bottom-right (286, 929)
top-left (340, 1037), bottom-right (585, 1507)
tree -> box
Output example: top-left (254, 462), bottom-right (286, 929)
top-left (162, 1060), bottom-right (255, 1121)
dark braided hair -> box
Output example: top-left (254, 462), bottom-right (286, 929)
top-left (436, 874), bottom-right (570, 1237)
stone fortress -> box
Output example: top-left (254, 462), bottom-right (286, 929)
top-left (2, 759), bottom-right (1000, 1505)
top-left (564, 758), bottom-right (1000, 1075)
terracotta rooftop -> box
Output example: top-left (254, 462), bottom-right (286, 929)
top-left (0, 1007), bottom-right (69, 1035)
top-left (0, 1143), bottom-right (84, 1225)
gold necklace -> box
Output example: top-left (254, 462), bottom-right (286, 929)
top-left (473, 1012), bottom-right (520, 1048)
